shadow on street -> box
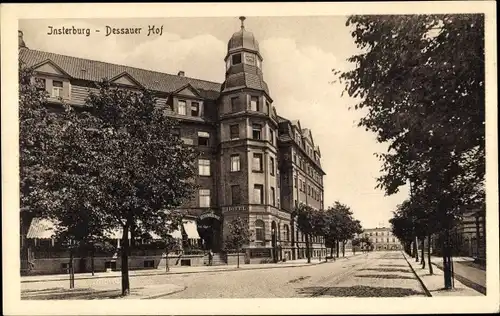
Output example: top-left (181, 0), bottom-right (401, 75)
top-left (355, 274), bottom-right (415, 280)
top-left (297, 285), bottom-right (423, 297)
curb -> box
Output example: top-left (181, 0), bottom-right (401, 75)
top-left (142, 286), bottom-right (187, 299)
top-left (430, 262), bottom-right (486, 295)
top-left (22, 259), bottom-right (336, 284)
top-left (401, 251), bottom-right (432, 297)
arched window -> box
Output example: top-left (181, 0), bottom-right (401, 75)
top-left (283, 225), bottom-right (290, 241)
top-left (255, 220), bottom-right (265, 241)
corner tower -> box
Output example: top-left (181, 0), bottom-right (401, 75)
top-left (218, 17), bottom-right (287, 262)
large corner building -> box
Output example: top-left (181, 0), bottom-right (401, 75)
top-left (19, 17), bottom-right (327, 272)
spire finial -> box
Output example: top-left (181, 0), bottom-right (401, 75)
top-left (239, 16), bottom-right (246, 29)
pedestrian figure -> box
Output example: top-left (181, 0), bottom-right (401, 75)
top-left (208, 250), bottom-right (213, 266)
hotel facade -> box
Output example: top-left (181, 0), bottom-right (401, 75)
top-left (19, 18), bottom-right (329, 274)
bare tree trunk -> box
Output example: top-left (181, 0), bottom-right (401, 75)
top-left (330, 245), bottom-right (334, 260)
top-left (237, 247), bottom-right (240, 268)
top-left (69, 248), bottom-right (75, 289)
top-left (414, 237), bottom-right (419, 262)
top-left (336, 240), bottom-right (340, 258)
top-left (428, 234), bottom-right (433, 275)
top-left (421, 238), bottom-right (425, 269)
top-left (442, 229), bottom-right (452, 289)
top-left (121, 224), bottom-right (130, 296)
top-left (165, 249), bottom-right (169, 272)
top-left (91, 248), bottom-right (95, 276)
top-left (305, 234), bottom-right (311, 263)
top-left (342, 241), bottom-right (346, 257)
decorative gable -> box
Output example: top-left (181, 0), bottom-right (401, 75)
top-left (110, 72), bottom-right (143, 88)
top-left (172, 84), bottom-right (203, 99)
top-left (33, 60), bottom-right (69, 77)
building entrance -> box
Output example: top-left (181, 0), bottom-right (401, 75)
top-left (196, 212), bottom-right (222, 251)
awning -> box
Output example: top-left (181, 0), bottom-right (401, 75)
top-left (149, 228), bottom-right (182, 240)
top-left (182, 220), bottom-right (200, 239)
top-left (26, 218), bottom-right (55, 239)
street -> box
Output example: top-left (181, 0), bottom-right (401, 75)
top-left (22, 251), bottom-right (427, 299)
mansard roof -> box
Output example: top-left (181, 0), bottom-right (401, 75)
top-left (19, 48), bottom-right (221, 100)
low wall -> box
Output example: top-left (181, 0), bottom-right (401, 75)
top-left (24, 254), bottom-right (206, 275)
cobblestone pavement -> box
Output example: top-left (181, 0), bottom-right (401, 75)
top-left (166, 251), bottom-right (426, 298)
top-left (22, 251), bottom-right (426, 298)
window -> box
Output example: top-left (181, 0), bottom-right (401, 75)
top-left (255, 220), bottom-right (265, 241)
top-left (387, 238), bottom-right (389, 243)
top-left (52, 80), bottom-right (63, 97)
top-left (232, 53), bottom-right (242, 65)
top-left (35, 78), bottom-right (46, 91)
top-left (191, 102), bottom-right (200, 116)
top-left (265, 100), bottom-right (271, 115)
top-left (231, 185), bottom-right (241, 204)
top-left (392, 238), bottom-right (396, 242)
top-left (284, 225), bottom-right (290, 241)
top-left (230, 124), bottom-right (239, 140)
top-left (231, 97), bottom-right (239, 112)
top-left (375, 238), bottom-right (378, 243)
top-left (271, 187), bottom-right (276, 206)
top-left (230, 155), bottom-right (240, 172)
top-left (370, 232), bottom-right (373, 236)
top-left (198, 159), bottom-right (210, 176)
top-left (252, 124), bottom-right (262, 140)
top-left (294, 175), bottom-right (297, 188)
top-left (199, 189), bottom-right (210, 207)
top-left (299, 179), bottom-right (303, 191)
top-left (253, 184), bottom-right (264, 204)
top-left (178, 100), bottom-right (187, 115)
top-left (375, 232), bottom-right (378, 236)
top-left (253, 153), bottom-right (263, 172)
top-left (269, 129), bottom-right (274, 145)
top-left (250, 96), bottom-right (260, 112)
top-left (198, 131), bottom-right (209, 146)
top-left (294, 154), bottom-right (297, 163)
top-left (269, 157), bottom-right (275, 176)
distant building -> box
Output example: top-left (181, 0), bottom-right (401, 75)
top-left (360, 227), bottom-right (403, 251)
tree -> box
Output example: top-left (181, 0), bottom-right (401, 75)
top-left (20, 76), bottom-right (199, 296)
top-left (152, 212), bottom-right (184, 272)
top-left (338, 14), bottom-right (485, 290)
top-left (295, 203), bottom-right (317, 263)
top-left (226, 217), bottom-right (251, 268)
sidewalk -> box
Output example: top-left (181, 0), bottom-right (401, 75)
top-left (430, 255), bottom-right (486, 295)
top-left (402, 252), bottom-right (484, 296)
top-left (22, 252), bottom-right (360, 284)
top-left (21, 283), bottom-right (186, 300)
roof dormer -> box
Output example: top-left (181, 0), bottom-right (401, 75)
top-left (109, 72), bottom-right (144, 89)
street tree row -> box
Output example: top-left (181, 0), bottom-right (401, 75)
top-left (336, 14), bottom-right (485, 290)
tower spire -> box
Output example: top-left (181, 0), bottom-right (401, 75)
top-left (239, 16), bottom-right (246, 30)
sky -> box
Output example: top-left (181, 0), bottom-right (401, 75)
top-left (19, 16), bottom-right (410, 229)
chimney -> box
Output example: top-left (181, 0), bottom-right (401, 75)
top-left (19, 30), bottom-right (27, 49)
top-left (177, 71), bottom-right (185, 77)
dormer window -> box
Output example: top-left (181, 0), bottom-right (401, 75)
top-left (191, 102), bottom-right (200, 116)
top-left (232, 53), bottom-right (242, 65)
top-left (265, 100), bottom-right (270, 115)
top-left (52, 80), bottom-right (63, 98)
top-left (178, 100), bottom-right (187, 115)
